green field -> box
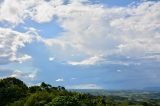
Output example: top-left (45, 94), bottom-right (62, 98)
top-left (71, 89), bottom-right (160, 102)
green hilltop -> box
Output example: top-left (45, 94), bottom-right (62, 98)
top-left (0, 77), bottom-right (160, 106)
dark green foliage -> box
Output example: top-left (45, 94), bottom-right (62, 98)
top-left (45, 96), bottom-right (80, 106)
top-left (8, 99), bottom-right (26, 106)
top-left (57, 86), bottom-right (65, 90)
top-left (29, 86), bottom-right (42, 93)
top-left (24, 92), bottom-right (52, 106)
top-left (0, 77), bottom-right (28, 89)
top-left (0, 77), bottom-right (28, 106)
top-left (0, 77), bottom-right (160, 106)
top-left (41, 82), bottom-right (52, 90)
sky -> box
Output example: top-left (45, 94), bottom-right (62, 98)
top-left (0, 0), bottom-right (160, 90)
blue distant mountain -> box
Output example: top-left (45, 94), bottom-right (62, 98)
top-left (143, 87), bottom-right (160, 91)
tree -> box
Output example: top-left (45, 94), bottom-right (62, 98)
top-left (105, 96), bottom-right (113, 106)
top-left (119, 100), bottom-right (128, 106)
top-left (40, 82), bottom-right (52, 91)
top-left (0, 77), bottom-right (28, 106)
top-left (24, 92), bottom-right (52, 106)
top-left (29, 86), bottom-right (42, 93)
top-left (0, 77), bottom-right (28, 89)
top-left (45, 96), bottom-right (80, 106)
top-left (57, 86), bottom-right (65, 90)
top-left (8, 99), bottom-right (26, 106)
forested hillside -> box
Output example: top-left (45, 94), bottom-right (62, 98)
top-left (0, 77), bottom-right (160, 106)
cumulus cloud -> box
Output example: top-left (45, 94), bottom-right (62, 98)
top-left (0, 69), bottom-right (37, 80)
top-left (0, 28), bottom-right (34, 64)
top-left (41, 1), bottom-right (160, 65)
top-left (0, 0), bottom-right (160, 66)
top-left (10, 69), bottom-right (37, 80)
top-left (0, 0), bottom-right (160, 88)
top-left (0, 0), bottom-right (32, 25)
top-left (0, 0), bottom-right (65, 24)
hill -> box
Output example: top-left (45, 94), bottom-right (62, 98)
top-left (0, 77), bottom-right (160, 106)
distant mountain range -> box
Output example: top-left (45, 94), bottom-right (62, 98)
top-left (143, 87), bottom-right (160, 91)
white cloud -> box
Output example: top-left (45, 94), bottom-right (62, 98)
top-left (10, 69), bottom-right (37, 80)
top-left (0, 0), bottom-right (32, 25)
top-left (17, 54), bottom-right (32, 64)
top-left (66, 84), bottom-right (102, 89)
top-left (41, 1), bottom-right (160, 65)
top-left (56, 78), bottom-right (64, 82)
top-left (67, 55), bottom-right (104, 65)
top-left (31, 1), bottom-right (55, 23)
top-left (0, 0), bottom-right (65, 24)
top-left (0, 28), bottom-right (34, 64)
top-left (0, 0), bottom-right (160, 66)
top-left (0, 69), bottom-right (37, 80)
top-left (49, 57), bottom-right (55, 61)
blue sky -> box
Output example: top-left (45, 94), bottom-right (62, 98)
top-left (0, 0), bottom-right (160, 89)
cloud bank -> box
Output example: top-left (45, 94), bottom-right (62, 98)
top-left (41, 0), bottom-right (160, 66)
top-left (1, 0), bottom-right (160, 66)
